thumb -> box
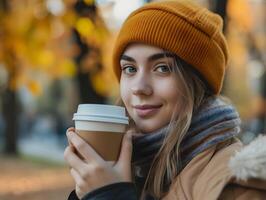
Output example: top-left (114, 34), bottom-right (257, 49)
top-left (116, 131), bottom-right (133, 180)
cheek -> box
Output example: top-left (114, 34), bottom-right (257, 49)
top-left (120, 79), bottom-right (130, 107)
top-left (156, 80), bottom-right (180, 102)
top-left (120, 81), bottom-right (135, 121)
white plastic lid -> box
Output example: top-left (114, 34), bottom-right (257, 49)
top-left (73, 104), bottom-right (129, 124)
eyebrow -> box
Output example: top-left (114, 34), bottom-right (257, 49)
top-left (120, 52), bottom-right (175, 62)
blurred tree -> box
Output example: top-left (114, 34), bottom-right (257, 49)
top-left (0, 0), bottom-right (21, 154)
top-left (71, 0), bottom-right (109, 104)
top-left (209, 0), bottom-right (228, 32)
top-left (0, 0), bottom-right (112, 155)
top-left (227, 0), bottom-right (265, 127)
top-left (208, 0), bottom-right (229, 94)
top-left (0, 0), bottom-right (76, 154)
top-left (255, 70), bottom-right (266, 134)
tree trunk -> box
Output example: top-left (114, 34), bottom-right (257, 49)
top-left (72, 2), bottom-right (106, 104)
top-left (209, 0), bottom-right (228, 94)
top-left (210, 0), bottom-right (228, 33)
top-left (2, 87), bottom-right (19, 155)
top-left (0, 0), bottom-right (19, 155)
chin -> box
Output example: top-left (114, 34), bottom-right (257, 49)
top-left (131, 113), bottom-right (169, 133)
top-left (136, 122), bottom-right (161, 134)
top-left (134, 117), bottom-right (171, 133)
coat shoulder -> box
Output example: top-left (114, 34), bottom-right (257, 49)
top-left (164, 138), bottom-right (242, 200)
top-left (164, 136), bottom-right (266, 200)
top-left (192, 139), bottom-right (243, 200)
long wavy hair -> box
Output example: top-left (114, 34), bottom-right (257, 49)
top-left (117, 54), bottom-right (213, 199)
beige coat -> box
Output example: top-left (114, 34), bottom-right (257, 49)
top-left (163, 136), bottom-right (266, 200)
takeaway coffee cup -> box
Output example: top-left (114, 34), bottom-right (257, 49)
top-left (73, 104), bottom-right (129, 161)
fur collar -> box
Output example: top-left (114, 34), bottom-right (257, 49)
top-left (229, 135), bottom-right (266, 181)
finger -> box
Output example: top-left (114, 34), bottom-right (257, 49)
top-left (116, 132), bottom-right (132, 181)
top-left (126, 128), bottom-right (145, 138)
top-left (126, 127), bottom-right (138, 134)
top-left (67, 127), bottom-right (76, 132)
top-left (67, 131), bottom-right (103, 163)
top-left (64, 146), bottom-right (87, 171)
top-left (70, 168), bottom-right (89, 192)
top-left (70, 168), bottom-right (89, 199)
top-left (119, 132), bottom-right (133, 162)
top-left (66, 127), bottom-right (75, 147)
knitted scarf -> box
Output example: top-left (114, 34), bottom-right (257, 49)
top-left (131, 97), bottom-right (241, 199)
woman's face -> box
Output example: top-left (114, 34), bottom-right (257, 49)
top-left (120, 43), bottom-right (182, 133)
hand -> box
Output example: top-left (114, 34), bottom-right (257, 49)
top-left (64, 127), bottom-right (133, 199)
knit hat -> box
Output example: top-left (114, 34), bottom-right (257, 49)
top-left (112, 0), bottom-right (229, 94)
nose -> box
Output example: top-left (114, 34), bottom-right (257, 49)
top-left (131, 75), bottom-right (153, 96)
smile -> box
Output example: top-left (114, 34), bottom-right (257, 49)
top-left (133, 104), bottom-right (162, 118)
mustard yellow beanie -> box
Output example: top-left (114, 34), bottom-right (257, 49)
top-left (112, 0), bottom-right (229, 94)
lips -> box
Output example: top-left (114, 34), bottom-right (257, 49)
top-left (133, 104), bottom-right (162, 117)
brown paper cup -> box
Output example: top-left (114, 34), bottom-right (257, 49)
top-left (73, 104), bottom-right (128, 162)
top-left (76, 130), bottom-right (124, 161)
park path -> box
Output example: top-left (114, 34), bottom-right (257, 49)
top-left (0, 156), bottom-right (74, 200)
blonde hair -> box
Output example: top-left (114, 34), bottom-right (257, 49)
top-left (117, 55), bottom-right (213, 199)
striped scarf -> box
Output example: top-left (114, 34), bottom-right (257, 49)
top-left (132, 97), bottom-right (241, 199)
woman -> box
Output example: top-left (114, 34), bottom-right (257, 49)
top-left (64, 1), bottom-right (266, 199)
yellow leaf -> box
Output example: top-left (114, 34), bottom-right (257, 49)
top-left (228, 0), bottom-right (253, 31)
top-left (75, 17), bottom-right (94, 37)
top-left (27, 80), bottom-right (42, 96)
top-left (84, 0), bottom-right (95, 5)
top-left (37, 50), bottom-right (55, 67)
top-left (62, 59), bottom-right (76, 77)
top-left (91, 72), bottom-right (108, 97)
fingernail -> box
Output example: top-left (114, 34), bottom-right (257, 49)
top-left (67, 131), bottom-right (73, 137)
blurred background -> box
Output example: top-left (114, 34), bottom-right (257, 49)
top-left (0, 0), bottom-right (265, 199)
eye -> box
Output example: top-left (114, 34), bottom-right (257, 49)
top-left (122, 65), bottom-right (137, 75)
top-left (154, 65), bottom-right (172, 73)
